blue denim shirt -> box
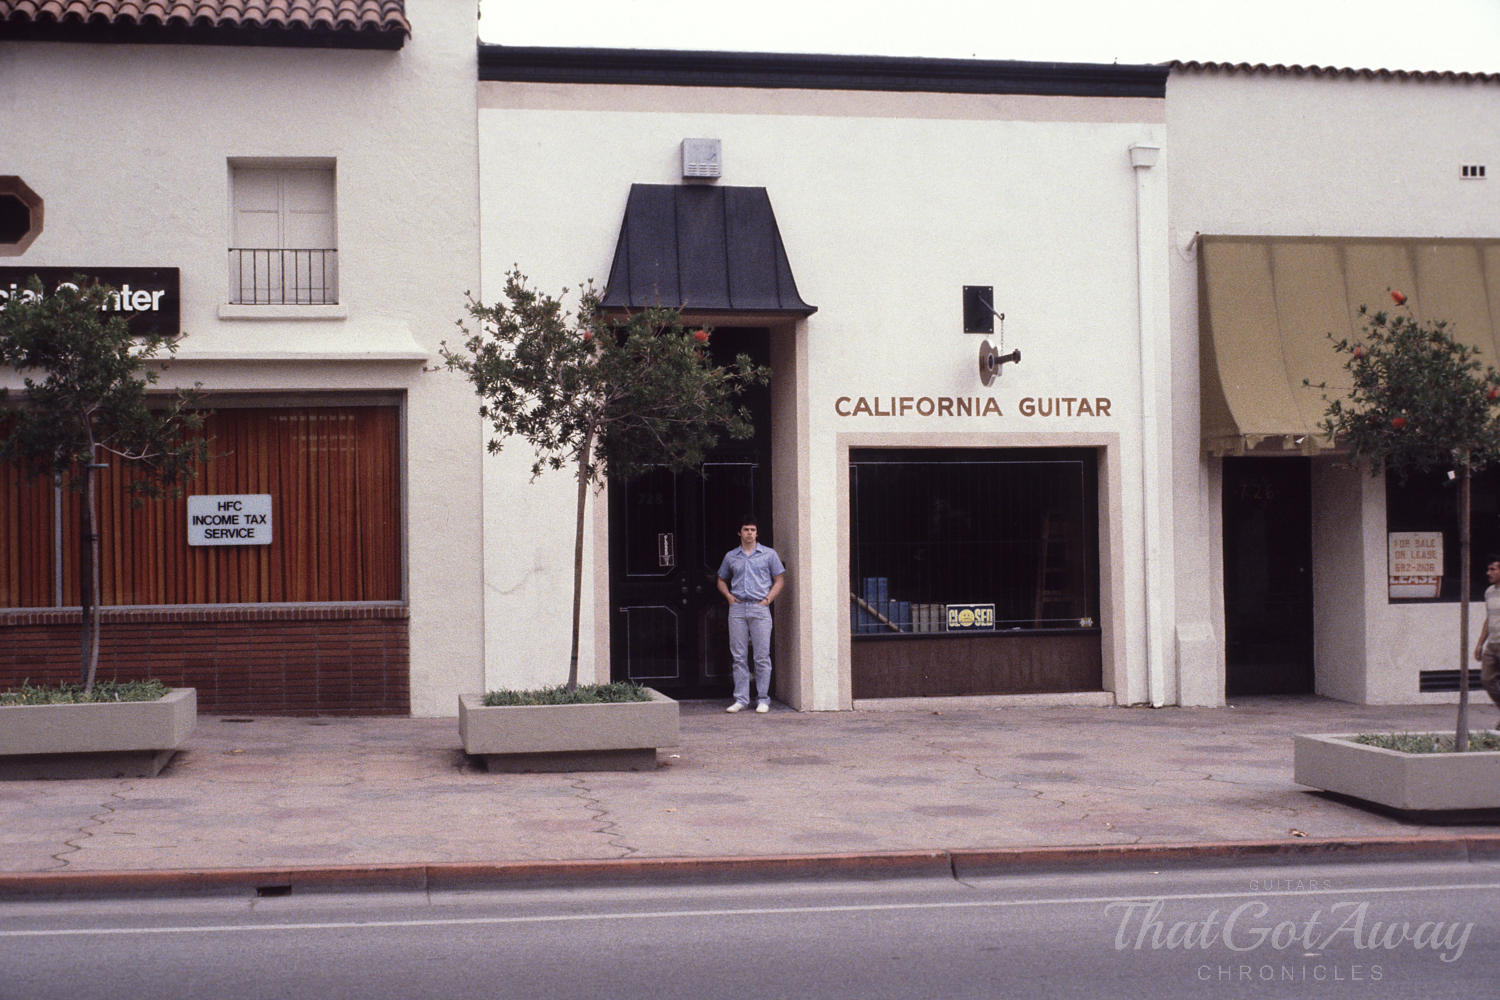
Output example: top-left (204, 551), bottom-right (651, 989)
top-left (717, 544), bottom-right (786, 602)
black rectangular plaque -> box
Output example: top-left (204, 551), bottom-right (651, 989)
top-left (0, 266), bottom-right (181, 338)
top-left (962, 285), bottom-right (995, 334)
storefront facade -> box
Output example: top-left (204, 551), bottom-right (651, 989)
top-left (476, 49), bottom-right (1172, 710)
top-left (7, 18), bottom-right (1494, 715)
top-left (0, 0), bottom-right (485, 715)
top-left (1168, 62), bottom-right (1500, 706)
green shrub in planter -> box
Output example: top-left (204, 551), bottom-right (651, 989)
top-left (1352, 731), bottom-right (1500, 754)
top-left (482, 682), bottom-right (651, 707)
top-left (1312, 292), bottom-right (1500, 751)
top-left (0, 679), bottom-right (170, 706)
top-left (0, 277), bottom-right (206, 693)
top-left (439, 272), bottom-right (767, 692)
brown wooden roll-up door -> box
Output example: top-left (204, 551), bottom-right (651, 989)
top-left (1, 404), bottom-right (401, 608)
top-left (0, 464), bottom-right (55, 607)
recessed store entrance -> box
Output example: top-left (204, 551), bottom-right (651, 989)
top-left (608, 329), bottom-right (772, 701)
top-left (1223, 457), bottom-right (1314, 696)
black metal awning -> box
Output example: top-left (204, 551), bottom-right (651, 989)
top-left (601, 184), bottom-right (815, 317)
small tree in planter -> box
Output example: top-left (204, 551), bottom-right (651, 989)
top-left (0, 277), bottom-right (205, 694)
top-left (1315, 290), bottom-right (1500, 751)
top-left (439, 270), bottom-right (769, 692)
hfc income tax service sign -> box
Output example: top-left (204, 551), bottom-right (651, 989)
top-left (188, 495), bottom-right (272, 547)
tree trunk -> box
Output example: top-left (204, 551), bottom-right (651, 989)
top-left (567, 425), bottom-right (595, 693)
top-left (1457, 463), bottom-right (1472, 752)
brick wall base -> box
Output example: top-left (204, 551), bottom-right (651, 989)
top-left (0, 604), bottom-right (410, 716)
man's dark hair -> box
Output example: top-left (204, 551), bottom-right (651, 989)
top-left (739, 516), bottom-right (759, 530)
top-left (1488, 556), bottom-right (1500, 569)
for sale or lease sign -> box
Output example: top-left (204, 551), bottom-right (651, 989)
top-left (1389, 531), bottom-right (1443, 599)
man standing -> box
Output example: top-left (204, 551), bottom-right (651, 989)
top-left (1472, 558), bottom-right (1500, 721)
top-left (716, 517), bottom-right (786, 714)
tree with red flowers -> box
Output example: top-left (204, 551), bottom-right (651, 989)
top-left (439, 271), bottom-right (769, 691)
top-left (1316, 291), bottom-right (1500, 749)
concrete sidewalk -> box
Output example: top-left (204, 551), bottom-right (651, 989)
top-left (3, 696), bottom-right (1499, 895)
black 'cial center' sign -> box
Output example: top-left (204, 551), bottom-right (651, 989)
top-left (0, 267), bottom-right (181, 338)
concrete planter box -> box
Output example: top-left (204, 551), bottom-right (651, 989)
top-left (1293, 732), bottom-right (1500, 813)
top-left (0, 687), bottom-right (196, 779)
top-left (458, 688), bottom-right (678, 772)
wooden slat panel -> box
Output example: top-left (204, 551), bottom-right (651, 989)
top-left (851, 632), bottom-right (1102, 698)
top-left (8, 404), bottom-right (402, 609)
top-left (0, 457), bottom-right (56, 607)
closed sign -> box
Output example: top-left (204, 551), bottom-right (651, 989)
top-left (946, 603), bottom-right (996, 631)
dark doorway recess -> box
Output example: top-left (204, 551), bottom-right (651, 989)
top-left (1223, 457), bottom-right (1314, 696)
top-left (608, 328), bottom-right (772, 701)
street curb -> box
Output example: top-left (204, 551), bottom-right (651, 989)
top-left (5, 835), bottom-right (1500, 899)
top-left (948, 834), bottom-right (1500, 876)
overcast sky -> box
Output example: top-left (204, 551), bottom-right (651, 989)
top-left (478, 0), bottom-right (1500, 74)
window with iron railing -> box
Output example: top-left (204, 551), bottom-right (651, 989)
top-left (228, 162), bottom-right (338, 306)
top-left (228, 247), bottom-right (338, 305)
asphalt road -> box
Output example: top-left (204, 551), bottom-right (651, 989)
top-left (3, 859), bottom-right (1499, 999)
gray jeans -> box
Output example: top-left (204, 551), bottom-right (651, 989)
top-left (1481, 645), bottom-right (1500, 710)
top-left (728, 602), bottom-right (773, 706)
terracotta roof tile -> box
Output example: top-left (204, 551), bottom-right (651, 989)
top-left (1172, 59), bottom-right (1499, 85)
top-left (0, 0), bottom-right (410, 47)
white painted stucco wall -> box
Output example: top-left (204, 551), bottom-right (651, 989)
top-left (0, 0), bottom-right (485, 716)
top-left (1168, 67), bottom-right (1500, 705)
top-left (478, 82), bottom-right (1170, 708)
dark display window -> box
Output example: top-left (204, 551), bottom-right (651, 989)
top-left (1386, 466), bottom-right (1500, 603)
top-left (849, 447), bottom-right (1100, 635)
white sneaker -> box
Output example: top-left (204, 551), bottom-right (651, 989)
top-left (755, 702), bottom-right (770, 714)
top-left (726, 702), bottom-right (747, 713)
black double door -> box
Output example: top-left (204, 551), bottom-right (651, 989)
top-left (1223, 457), bottom-right (1315, 696)
top-left (608, 329), bottom-right (772, 700)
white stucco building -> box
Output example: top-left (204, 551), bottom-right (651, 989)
top-left (5, 7), bottom-right (1496, 715)
top-left (0, 0), bottom-right (485, 716)
top-left (472, 47), bottom-right (1500, 713)
top-left (1169, 61), bottom-right (1500, 706)
top-left (475, 48), bottom-right (1173, 710)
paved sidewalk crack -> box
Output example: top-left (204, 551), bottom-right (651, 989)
top-left (569, 777), bottom-right (639, 859)
top-left (923, 738), bottom-right (1009, 783)
top-left (49, 785), bottom-right (133, 871)
top-left (925, 738), bottom-right (1084, 819)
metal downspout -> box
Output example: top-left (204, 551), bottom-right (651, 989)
top-left (1130, 142), bottom-right (1166, 708)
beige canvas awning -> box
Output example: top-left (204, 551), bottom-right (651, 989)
top-left (1198, 236), bottom-right (1500, 455)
